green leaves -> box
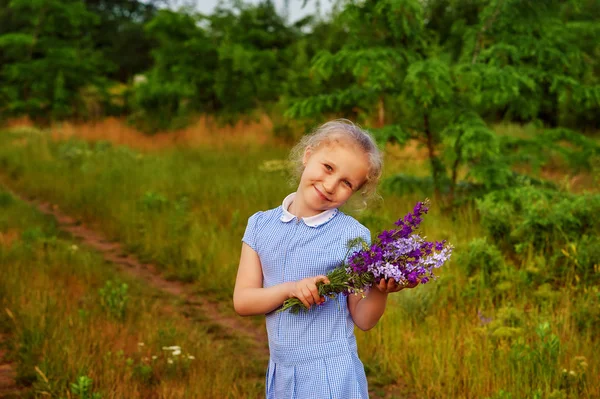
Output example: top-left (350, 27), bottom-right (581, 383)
top-left (0, 0), bottom-right (106, 120)
top-left (0, 33), bottom-right (35, 56)
top-left (99, 280), bottom-right (129, 321)
top-left (286, 0), bottom-right (598, 205)
top-left (370, 124), bottom-right (412, 145)
top-left (404, 59), bottom-right (453, 109)
top-left (286, 87), bottom-right (373, 118)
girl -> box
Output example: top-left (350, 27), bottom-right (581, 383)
top-left (233, 119), bottom-right (417, 399)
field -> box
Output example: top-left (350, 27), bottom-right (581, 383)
top-left (0, 118), bottom-right (598, 399)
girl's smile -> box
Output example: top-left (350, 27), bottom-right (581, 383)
top-left (313, 185), bottom-right (331, 202)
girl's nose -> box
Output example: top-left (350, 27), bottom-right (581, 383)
top-left (323, 177), bottom-right (335, 194)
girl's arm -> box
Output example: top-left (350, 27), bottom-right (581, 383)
top-left (233, 243), bottom-right (329, 316)
top-left (348, 279), bottom-right (418, 331)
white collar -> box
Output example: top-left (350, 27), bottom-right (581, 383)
top-left (280, 192), bottom-right (338, 228)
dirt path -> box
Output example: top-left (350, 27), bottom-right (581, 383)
top-left (28, 198), bottom-right (270, 357)
top-left (0, 334), bottom-right (19, 398)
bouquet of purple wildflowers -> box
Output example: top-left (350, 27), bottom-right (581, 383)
top-left (279, 199), bottom-right (453, 314)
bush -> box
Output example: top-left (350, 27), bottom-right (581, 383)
top-left (0, 188), bottom-right (14, 207)
top-left (457, 237), bottom-right (505, 286)
top-left (129, 74), bottom-right (195, 134)
top-left (478, 187), bottom-right (600, 253)
top-left (98, 280), bottom-right (129, 321)
top-left (477, 187), bottom-right (600, 288)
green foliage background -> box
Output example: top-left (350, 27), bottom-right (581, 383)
top-left (0, 0), bottom-right (599, 398)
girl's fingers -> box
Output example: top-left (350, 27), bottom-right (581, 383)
top-left (299, 291), bottom-right (311, 309)
top-left (314, 275), bottom-right (330, 285)
top-left (387, 279), bottom-right (397, 291)
top-left (292, 276), bottom-right (331, 309)
top-left (375, 278), bottom-right (416, 293)
top-left (301, 287), bottom-right (314, 305)
top-left (309, 285), bottom-right (322, 304)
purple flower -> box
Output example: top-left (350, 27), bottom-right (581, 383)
top-left (413, 202), bottom-right (423, 215)
top-left (399, 224), bottom-right (412, 238)
top-left (407, 249), bottom-right (422, 258)
top-left (281, 199), bottom-right (453, 314)
top-left (407, 272), bottom-right (418, 284)
top-left (420, 241), bottom-right (433, 255)
top-left (369, 245), bottom-right (384, 262)
top-left (377, 230), bottom-right (396, 245)
top-left (348, 250), bottom-right (369, 273)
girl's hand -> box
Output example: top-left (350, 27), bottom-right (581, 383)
top-left (289, 275), bottom-right (330, 309)
top-left (373, 278), bottom-right (418, 294)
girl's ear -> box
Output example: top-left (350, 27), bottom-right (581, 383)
top-left (302, 147), bottom-right (312, 166)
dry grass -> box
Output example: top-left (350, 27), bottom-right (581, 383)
top-left (6, 115), bottom-right (275, 152)
top-left (0, 229), bottom-right (20, 248)
top-left (0, 201), bottom-right (265, 398)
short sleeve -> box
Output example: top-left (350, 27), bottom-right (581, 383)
top-left (358, 225), bottom-right (372, 246)
top-left (341, 217), bottom-right (372, 253)
top-left (242, 212), bottom-right (261, 251)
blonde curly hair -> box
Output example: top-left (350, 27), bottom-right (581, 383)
top-left (289, 119), bottom-right (383, 209)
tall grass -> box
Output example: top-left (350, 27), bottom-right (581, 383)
top-left (0, 187), bottom-right (265, 398)
top-left (0, 126), bottom-right (597, 398)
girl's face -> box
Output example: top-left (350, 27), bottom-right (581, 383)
top-left (298, 139), bottom-right (369, 214)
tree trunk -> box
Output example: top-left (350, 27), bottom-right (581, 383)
top-left (377, 96), bottom-right (385, 127)
top-left (424, 113), bottom-right (442, 202)
top-left (449, 140), bottom-right (462, 204)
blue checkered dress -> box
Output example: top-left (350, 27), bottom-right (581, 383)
top-left (242, 194), bottom-right (371, 399)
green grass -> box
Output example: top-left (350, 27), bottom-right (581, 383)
top-left (0, 126), bottom-right (598, 398)
top-left (0, 186), bottom-right (265, 398)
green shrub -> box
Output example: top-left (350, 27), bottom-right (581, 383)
top-left (98, 280), bottom-right (129, 321)
top-left (457, 237), bottom-right (505, 285)
top-left (550, 236), bottom-right (600, 285)
top-left (129, 75), bottom-right (195, 134)
top-left (477, 187), bottom-right (600, 288)
top-left (478, 187), bottom-right (600, 253)
top-left (65, 376), bottom-right (102, 399)
top-left (0, 188), bottom-right (14, 207)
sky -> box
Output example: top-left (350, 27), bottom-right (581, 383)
top-left (176, 0), bottom-right (336, 22)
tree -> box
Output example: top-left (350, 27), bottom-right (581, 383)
top-left (287, 0), bottom-right (599, 204)
top-left (129, 9), bottom-right (219, 131)
top-left (83, 0), bottom-right (160, 82)
top-left (208, 0), bottom-right (302, 115)
top-left (0, 0), bottom-right (107, 121)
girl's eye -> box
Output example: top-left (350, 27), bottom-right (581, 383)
top-left (344, 180), bottom-right (353, 189)
top-left (324, 164), bottom-right (333, 171)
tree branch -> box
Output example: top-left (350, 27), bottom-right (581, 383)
top-left (472, 0), bottom-right (504, 64)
